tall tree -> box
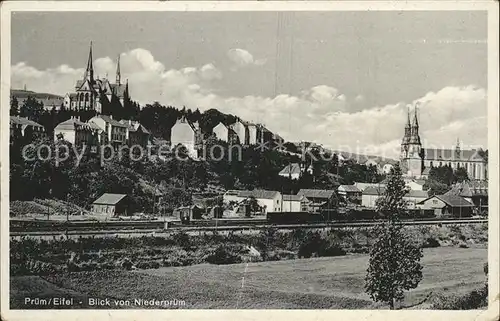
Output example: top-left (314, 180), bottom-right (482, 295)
top-left (10, 96), bottom-right (19, 116)
top-left (365, 163), bottom-right (423, 309)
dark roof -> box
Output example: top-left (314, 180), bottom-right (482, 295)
top-left (424, 148), bottom-right (485, 162)
top-left (405, 190), bottom-right (428, 198)
top-left (424, 194), bottom-right (474, 208)
top-left (98, 115), bottom-right (129, 127)
top-left (362, 186), bottom-right (387, 195)
top-left (237, 190), bottom-right (280, 199)
top-left (283, 194), bottom-right (305, 201)
top-left (444, 181), bottom-right (488, 197)
top-left (93, 193), bottom-right (127, 205)
top-left (10, 116), bottom-right (44, 129)
top-left (338, 185), bottom-right (361, 193)
top-left (297, 189), bottom-right (335, 199)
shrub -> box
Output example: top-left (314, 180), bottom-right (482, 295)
top-left (432, 286), bottom-right (488, 309)
top-left (206, 245), bottom-right (242, 265)
top-left (422, 237), bottom-right (441, 248)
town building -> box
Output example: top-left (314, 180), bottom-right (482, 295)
top-left (223, 190), bottom-right (282, 213)
top-left (296, 189), bottom-right (337, 213)
top-left (247, 123), bottom-right (259, 145)
top-left (444, 180), bottom-right (488, 214)
top-left (64, 43), bottom-right (130, 113)
top-left (120, 119), bottom-right (151, 148)
top-left (417, 194), bottom-right (474, 218)
top-left (361, 186), bottom-right (428, 208)
top-left (54, 117), bottom-right (100, 147)
top-left (88, 115), bottom-right (128, 148)
top-left (282, 194), bottom-right (308, 212)
top-left (278, 163), bottom-right (312, 180)
top-left (170, 116), bottom-right (202, 159)
top-left (354, 182), bottom-right (386, 192)
top-left (212, 122), bottom-right (231, 142)
top-left (92, 193), bottom-right (128, 217)
top-left (9, 116), bottom-right (45, 142)
top-left (400, 103), bottom-right (487, 180)
top-left (230, 120), bottom-right (248, 145)
top-left (337, 185), bottom-right (362, 204)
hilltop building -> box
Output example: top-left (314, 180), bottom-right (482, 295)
top-left (64, 42), bottom-right (130, 113)
top-left (400, 103), bottom-right (487, 180)
top-left (10, 116), bottom-right (45, 142)
top-left (170, 116), bottom-right (203, 159)
top-left (54, 116), bottom-right (100, 147)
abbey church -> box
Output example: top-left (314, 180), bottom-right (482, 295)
top-left (400, 104), bottom-right (487, 181)
top-left (63, 43), bottom-right (130, 113)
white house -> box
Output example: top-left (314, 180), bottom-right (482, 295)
top-left (247, 123), bottom-right (259, 145)
top-left (223, 190), bottom-right (282, 213)
top-left (170, 116), bottom-right (201, 159)
top-left (282, 195), bottom-right (307, 212)
top-left (278, 163), bottom-right (312, 180)
top-left (212, 122), bottom-right (230, 142)
top-left (53, 116), bottom-right (100, 147)
top-left (230, 120), bottom-right (248, 145)
top-left (88, 115), bottom-right (128, 148)
top-left (361, 186), bottom-right (428, 209)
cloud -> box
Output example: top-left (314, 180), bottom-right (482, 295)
top-left (227, 48), bottom-right (267, 68)
top-left (11, 49), bottom-right (487, 159)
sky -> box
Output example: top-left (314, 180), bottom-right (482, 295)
top-left (10, 11), bottom-right (488, 158)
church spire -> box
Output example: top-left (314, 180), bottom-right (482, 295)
top-left (84, 41), bottom-right (94, 82)
top-left (412, 102), bottom-right (419, 128)
top-left (116, 54), bottom-right (121, 86)
top-left (405, 105), bottom-right (411, 129)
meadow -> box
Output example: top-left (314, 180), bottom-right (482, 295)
top-left (11, 247), bottom-right (487, 309)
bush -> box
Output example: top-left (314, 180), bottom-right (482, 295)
top-left (206, 245), bottom-right (242, 265)
top-left (432, 286), bottom-right (488, 309)
top-left (422, 237), bottom-right (441, 248)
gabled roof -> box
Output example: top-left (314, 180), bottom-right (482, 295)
top-left (424, 148), bottom-right (486, 162)
top-left (355, 182), bottom-right (386, 192)
top-left (237, 190), bottom-right (280, 199)
top-left (98, 115), bottom-right (129, 127)
top-left (283, 194), bottom-right (305, 201)
top-left (338, 185), bottom-right (361, 193)
top-left (405, 190), bottom-right (428, 198)
top-left (420, 194), bottom-right (473, 208)
top-left (10, 116), bottom-right (44, 129)
top-left (93, 193), bottom-right (127, 205)
top-left (55, 118), bottom-right (95, 131)
top-left (297, 189), bottom-right (335, 199)
top-left (362, 186), bottom-right (386, 195)
top-left (444, 181), bottom-right (488, 197)
top-left (279, 163), bottom-right (303, 176)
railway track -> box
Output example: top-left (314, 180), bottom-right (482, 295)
top-left (10, 218), bottom-right (487, 238)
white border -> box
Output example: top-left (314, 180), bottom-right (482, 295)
top-left (1, 2), bottom-right (498, 321)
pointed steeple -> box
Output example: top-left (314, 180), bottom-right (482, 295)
top-left (405, 106), bottom-right (411, 129)
top-left (84, 41), bottom-right (94, 82)
top-left (412, 102), bottom-right (420, 128)
top-left (116, 54), bottom-right (121, 86)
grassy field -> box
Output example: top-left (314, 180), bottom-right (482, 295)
top-left (10, 247), bottom-right (487, 309)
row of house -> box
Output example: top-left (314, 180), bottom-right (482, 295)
top-left (170, 116), bottom-right (281, 159)
top-left (10, 116), bottom-right (46, 142)
top-left (53, 115), bottom-right (151, 149)
top-left (222, 188), bottom-right (337, 215)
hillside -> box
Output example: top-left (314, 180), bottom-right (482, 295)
top-left (11, 89), bottom-right (64, 100)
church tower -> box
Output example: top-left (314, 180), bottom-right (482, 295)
top-left (400, 102), bottom-right (423, 177)
top-left (116, 54), bottom-right (121, 86)
top-left (83, 42), bottom-right (94, 83)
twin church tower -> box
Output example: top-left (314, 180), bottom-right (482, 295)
top-left (400, 103), bottom-right (424, 177)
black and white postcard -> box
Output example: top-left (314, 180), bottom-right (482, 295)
top-left (1, 2), bottom-right (498, 321)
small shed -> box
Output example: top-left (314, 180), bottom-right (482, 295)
top-left (173, 205), bottom-right (203, 223)
top-left (92, 193), bottom-right (128, 217)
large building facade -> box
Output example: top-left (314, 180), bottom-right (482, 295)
top-left (400, 104), bottom-right (487, 180)
top-left (64, 43), bottom-right (129, 113)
